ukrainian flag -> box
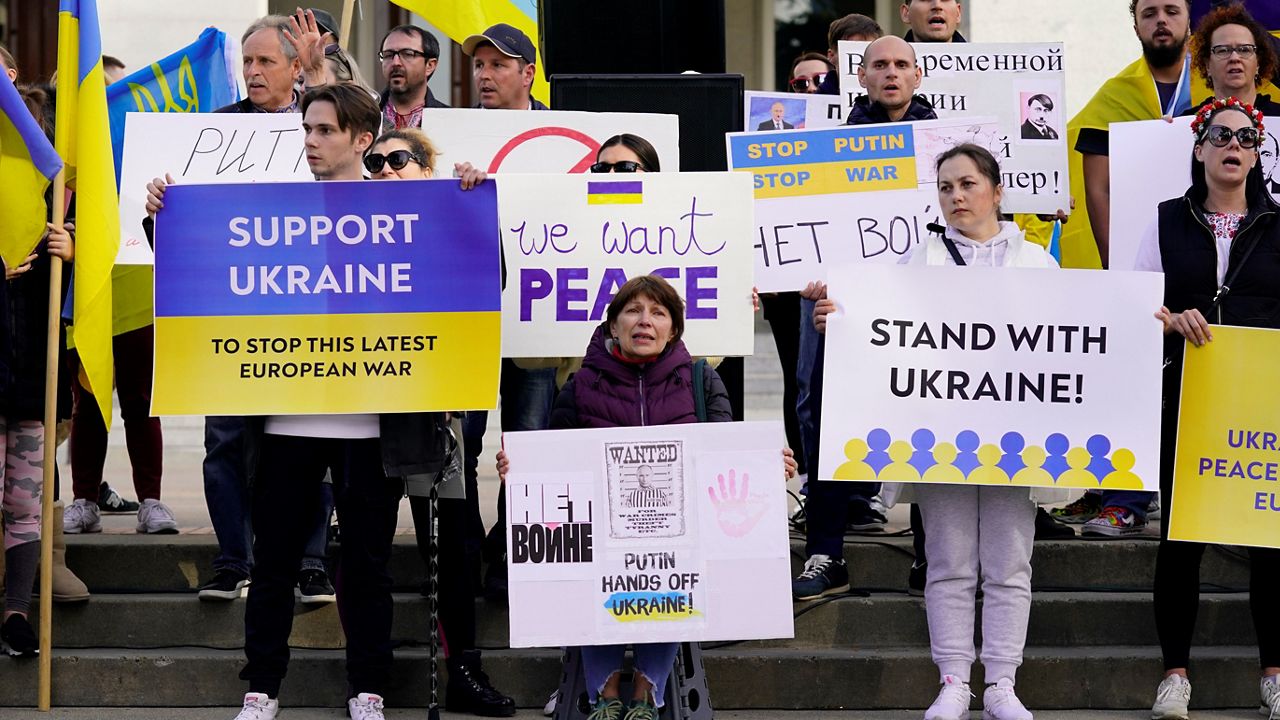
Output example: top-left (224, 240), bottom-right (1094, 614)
top-left (0, 74), bottom-right (62, 270)
top-left (390, 0), bottom-right (547, 105)
top-left (587, 180), bottom-right (643, 205)
top-left (57, 0), bottom-right (119, 429)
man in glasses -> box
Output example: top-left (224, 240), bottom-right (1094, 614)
top-left (379, 24), bottom-right (448, 130)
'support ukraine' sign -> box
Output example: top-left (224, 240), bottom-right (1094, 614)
top-left (838, 41), bottom-right (1069, 214)
top-left (497, 173), bottom-right (756, 358)
top-left (1170, 325), bottom-right (1280, 549)
top-left (118, 113), bottom-right (312, 264)
top-left (503, 421), bottom-right (793, 647)
top-left (726, 117), bottom-right (1000, 292)
top-left (818, 264), bottom-right (1164, 490)
top-left (151, 179), bottom-right (501, 415)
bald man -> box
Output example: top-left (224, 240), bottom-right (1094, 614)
top-left (845, 35), bottom-right (936, 125)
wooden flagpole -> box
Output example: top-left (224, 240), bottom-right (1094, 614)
top-left (340, 0), bottom-right (356, 48)
top-left (38, 170), bottom-right (68, 711)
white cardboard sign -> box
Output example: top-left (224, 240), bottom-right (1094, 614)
top-left (117, 112), bottom-right (311, 264)
top-left (504, 421), bottom-right (793, 648)
top-left (744, 90), bottom-right (846, 131)
top-left (497, 173), bottom-right (756, 358)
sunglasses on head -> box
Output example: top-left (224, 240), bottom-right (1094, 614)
top-left (364, 149), bottom-right (423, 173)
top-left (789, 73), bottom-right (827, 92)
top-left (589, 160), bottom-right (644, 173)
top-left (1202, 124), bottom-right (1261, 149)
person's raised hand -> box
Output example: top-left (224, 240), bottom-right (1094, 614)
top-left (285, 7), bottom-right (330, 87)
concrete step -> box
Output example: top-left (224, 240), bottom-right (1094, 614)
top-left (62, 535), bottom-right (1255, 595)
top-left (34, 591), bottom-right (1257, 651)
top-left (0, 645), bottom-right (1265, 710)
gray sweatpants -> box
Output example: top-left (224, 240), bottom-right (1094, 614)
top-left (916, 484), bottom-right (1036, 685)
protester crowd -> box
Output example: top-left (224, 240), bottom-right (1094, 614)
top-left (1, 1), bottom-right (1279, 719)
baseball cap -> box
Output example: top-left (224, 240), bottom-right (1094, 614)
top-left (461, 23), bottom-right (536, 64)
top-left (310, 8), bottom-right (340, 38)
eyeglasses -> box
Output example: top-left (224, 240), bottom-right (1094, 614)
top-left (789, 73), bottom-right (827, 92)
top-left (364, 150), bottom-right (423, 173)
top-left (378, 48), bottom-right (428, 62)
top-left (1202, 124), bottom-right (1261, 148)
top-left (589, 161), bottom-right (644, 173)
top-left (1209, 44), bottom-right (1257, 59)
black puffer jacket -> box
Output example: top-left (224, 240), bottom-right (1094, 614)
top-left (845, 94), bottom-right (938, 126)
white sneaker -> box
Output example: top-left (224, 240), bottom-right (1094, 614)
top-left (348, 692), bottom-right (386, 720)
top-left (543, 689), bottom-right (559, 716)
top-left (925, 675), bottom-right (973, 720)
top-left (983, 678), bottom-right (1033, 720)
top-left (233, 693), bottom-right (278, 720)
top-left (137, 498), bottom-right (179, 534)
top-left (1261, 674), bottom-right (1280, 718)
top-left (63, 498), bottom-right (102, 534)
top-left (1151, 673), bottom-right (1190, 720)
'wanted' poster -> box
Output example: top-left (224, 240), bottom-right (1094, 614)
top-left (605, 441), bottom-right (686, 539)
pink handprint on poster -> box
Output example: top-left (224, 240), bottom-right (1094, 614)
top-left (696, 450), bottom-right (789, 559)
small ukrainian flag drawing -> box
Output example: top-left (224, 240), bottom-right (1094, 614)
top-left (586, 180), bottom-right (643, 205)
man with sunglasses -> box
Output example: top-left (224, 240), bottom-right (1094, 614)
top-left (379, 24), bottom-right (448, 131)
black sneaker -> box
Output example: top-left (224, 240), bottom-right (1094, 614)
top-left (297, 569), bottom-right (336, 604)
top-left (1, 614), bottom-right (38, 657)
top-left (445, 649), bottom-right (516, 717)
top-left (848, 501), bottom-right (887, 532)
top-left (197, 569), bottom-right (250, 601)
top-left (1034, 507), bottom-right (1075, 540)
top-left (908, 560), bottom-right (927, 597)
top-left (792, 554), bottom-right (850, 601)
top-left (97, 481), bottom-right (140, 514)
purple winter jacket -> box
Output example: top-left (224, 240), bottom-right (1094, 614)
top-left (550, 323), bottom-right (733, 430)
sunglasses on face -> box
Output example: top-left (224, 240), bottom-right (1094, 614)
top-left (1209, 44), bottom-right (1257, 59)
top-left (1202, 124), bottom-right (1261, 149)
top-left (364, 149), bottom-right (423, 173)
top-left (789, 73), bottom-right (827, 92)
top-left (589, 161), bottom-right (644, 173)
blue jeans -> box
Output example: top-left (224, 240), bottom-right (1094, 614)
top-left (203, 416), bottom-right (330, 576)
top-left (797, 299), bottom-right (878, 558)
top-left (1101, 490), bottom-right (1153, 521)
top-left (580, 643), bottom-right (680, 708)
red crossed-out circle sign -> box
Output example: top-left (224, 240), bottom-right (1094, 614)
top-left (487, 126), bottom-right (602, 174)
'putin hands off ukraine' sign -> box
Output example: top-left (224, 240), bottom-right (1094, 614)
top-left (1171, 326), bottom-right (1280, 549)
top-left (151, 180), bottom-right (501, 415)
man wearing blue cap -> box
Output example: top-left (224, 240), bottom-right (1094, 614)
top-left (463, 23), bottom-right (547, 110)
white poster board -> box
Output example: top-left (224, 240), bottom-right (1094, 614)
top-left (818, 264), bottom-right (1164, 490)
top-left (497, 173), bottom-right (756, 358)
top-left (421, 108), bottom-right (680, 173)
top-left (726, 116), bottom-right (1000, 291)
top-left (838, 41), bottom-right (1069, 214)
top-left (1109, 116), bottom-right (1280, 271)
top-left (504, 421), bottom-right (793, 648)
top-left (117, 112), bottom-right (311, 265)
top-left (744, 90), bottom-right (846, 131)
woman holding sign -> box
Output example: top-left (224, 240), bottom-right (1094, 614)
top-left (364, 127), bottom-right (518, 718)
top-left (497, 275), bottom-right (794, 720)
top-left (1139, 100), bottom-right (1280, 720)
top-left (817, 144), bottom-right (1060, 720)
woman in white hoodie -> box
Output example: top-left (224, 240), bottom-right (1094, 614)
top-left (817, 144), bottom-right (1060, 720)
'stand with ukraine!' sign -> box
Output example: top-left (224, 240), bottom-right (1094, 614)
top-left (151, 179), bottom-right (501, 415)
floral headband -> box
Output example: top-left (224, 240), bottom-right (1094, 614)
top-left (1190, 96), bottom-right (1266, 139)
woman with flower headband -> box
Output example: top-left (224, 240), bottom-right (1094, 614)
top-left (1140, 98), bottom-right (1280, 720)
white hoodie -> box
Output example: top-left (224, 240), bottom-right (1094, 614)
top-left (902, 220), bottom-right (1059, 269)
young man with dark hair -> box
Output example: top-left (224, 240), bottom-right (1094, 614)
top-left (901, 0), bottom-right (966, 43)
top-left (817, 13), bottom-right (883, 95)
top-left (379, 24), bottom-right (448, 129)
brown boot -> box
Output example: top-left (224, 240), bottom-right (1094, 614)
top-left (47, 501), bottom-right (90, 602)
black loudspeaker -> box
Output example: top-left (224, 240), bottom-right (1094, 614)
top-left (538, 0), bottom-right (726, 77)
top-left (550, 74), bottom-right (744, 172)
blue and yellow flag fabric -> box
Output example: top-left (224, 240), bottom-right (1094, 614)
top-left (390, 0), bottom-right (547, 104)
top-left (106, 27), bottom-right (238, 182)
top-left (57, 0), bottom-right (119, 428)
top-left (0, 73), bottom-right (63, 269)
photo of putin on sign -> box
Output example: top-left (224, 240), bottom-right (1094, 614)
top-left (758, 101), bottom-right (795, 131)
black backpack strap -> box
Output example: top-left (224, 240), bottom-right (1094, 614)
top-left (927, 222), bottom-right (966, 266)
top-left (692, 359), bottom-right (708, 423)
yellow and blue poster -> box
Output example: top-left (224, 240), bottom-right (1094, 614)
top-left (151, 179), bottom-right (501, 415)
top-left (1170, 325), bottom-right (1280, 549)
